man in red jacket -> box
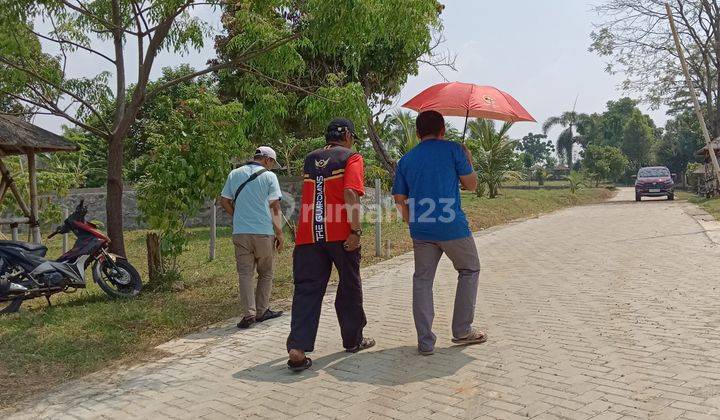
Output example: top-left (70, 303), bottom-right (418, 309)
top-left (286, 118), bottom-right (375, 371)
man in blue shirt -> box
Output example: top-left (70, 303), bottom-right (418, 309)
top-left (392, 111), bottom-right (487, 355)
top-left (220, 146), bottom-right (284, 329)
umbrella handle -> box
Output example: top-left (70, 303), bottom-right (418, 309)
top-left (461, 110), bottom-right (469, 143)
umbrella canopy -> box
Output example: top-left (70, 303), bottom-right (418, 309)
top-left (402, 82), bottom-right (536, 123)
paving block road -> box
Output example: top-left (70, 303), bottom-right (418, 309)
top-left (7, 188), bottom-right (720, 419)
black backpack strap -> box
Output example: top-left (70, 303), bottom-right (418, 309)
top-left (233, 168), bottom-right (268, 203)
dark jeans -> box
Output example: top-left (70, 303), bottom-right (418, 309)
top-left (286, 242), bottom-right (366, 352)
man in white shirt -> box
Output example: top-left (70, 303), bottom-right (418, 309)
top-left (220, 146), bottom-right (285, 329)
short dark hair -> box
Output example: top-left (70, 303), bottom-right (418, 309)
top-left (416, 110), bottom-right (445, 137)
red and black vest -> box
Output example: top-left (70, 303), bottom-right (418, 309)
top-left (295, 144), bottom-right (359, 245)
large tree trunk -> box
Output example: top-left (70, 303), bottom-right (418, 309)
top-left (109, 0), bottom-right (127, 256)
top-left (106, 133), bottom-right (126, 256)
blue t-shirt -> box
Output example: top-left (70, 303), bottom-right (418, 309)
top-left (391, 139), bottom-right (473, 241)
top-left (221, 163), bottom-right (282, 235)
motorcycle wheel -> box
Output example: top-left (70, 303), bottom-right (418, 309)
top-left (0, 297), bottom-right (22, 314)
top-left (94, 259), bottom-right (142, 299)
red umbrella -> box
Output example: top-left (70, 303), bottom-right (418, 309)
top-left (402, 82), bottom-right (536, 140)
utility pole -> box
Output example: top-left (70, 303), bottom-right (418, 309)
top-left (666, 2), bottom-right (720, 194)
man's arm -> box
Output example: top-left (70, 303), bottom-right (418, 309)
top-left (459, 172), bottom-right (478, 192)
top-left (219, 197), bottom-right (234, 216)
top-left (393, 194), bottom-right (410, 224)
top-left (344, 188), bottom-right (361, 251)
top-left (269, 199), bottom-right (284, 250)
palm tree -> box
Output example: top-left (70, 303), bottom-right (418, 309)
top-left (542, 111), bottom-right (591, 169)
top-left (383, 110), bottom-right (418, 157)
top-left (467, 119), bottom-right (521, 198)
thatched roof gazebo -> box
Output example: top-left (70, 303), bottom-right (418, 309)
top-left (0, 115), bottom-right (78, 243)
top-left (695, 141), bottom-right (720, 197)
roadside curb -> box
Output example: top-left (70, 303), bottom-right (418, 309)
top-left (684, 204), bottom-right (720, 245)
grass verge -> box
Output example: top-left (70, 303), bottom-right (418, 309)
top-left (0, 187), bottom-right (613, 409)
top-left (688, 194), bottom-right (720, 220)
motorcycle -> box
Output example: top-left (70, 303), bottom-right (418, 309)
top-left (0, 200), bottom-right (142, 314)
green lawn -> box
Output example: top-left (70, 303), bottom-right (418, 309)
top-left (0, 186), bottom-right (614, 408)
top-left (504, 179), bottom-right (571, 187)
top-left (688, 194), bottom-right (720, 220)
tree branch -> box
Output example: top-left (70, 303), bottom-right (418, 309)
top-left (0, 58), bottom-right (112, 133)
top-left (60, 0), bottom-right (142, 36)
top-left (145, 32), bottom-right (301, 101)
top-left (30, 29), bottom-right (116, 64)
top-left (1, 91), bottom-right (108, 139)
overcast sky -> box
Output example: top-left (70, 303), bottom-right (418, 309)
top-left (33, 0), bottom-right (668, 142)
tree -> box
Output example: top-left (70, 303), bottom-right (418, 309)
top-left (544, 155), bottom-right (558, 171)
top-left (135, 79), bottom-right (246, 281)
top-left (466, 119), bottom-right (520, 198)
top-left (0, 0), bottom-right (309, 255)
top-left (621, 112), bottom-right (655, 171)
top-left (582, 145), bottom-right (629, 186)
top-left (654, 109), bottom-right (704, 181)
top-left (542, 111), bottom-right (591, 169)
top-left (517, 132), bottom-right (554, 166)
top-left (591, 1), bottom-right (720, 136)
top-left (593, 98), bottom-right (657, 148)
top-left (216, 0), bottom-right (448, 177)
top-left (382, 110), bottom-right (418, 158)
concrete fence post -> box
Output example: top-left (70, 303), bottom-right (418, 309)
top-left (209, 201), bottom-right (217, 261)
top-left (62, 207), bottom-right (69, 253)
top-left (10, 223), bottom-right (18, 241)
top-left (375, 179), bottom-right (382, 258)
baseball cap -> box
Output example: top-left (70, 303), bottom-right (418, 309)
top-left (326, 118), bottom-right (359, 141)
top-left (254, 146), bottom-right (277, 161)
top-left (254, 146), bottom-right (281, 168)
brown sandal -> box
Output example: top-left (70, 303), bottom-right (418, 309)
top-left (452, 328), bottom-right (488, 345)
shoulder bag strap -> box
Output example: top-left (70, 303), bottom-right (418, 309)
top-left (234, 168), bottom-right (268, 203)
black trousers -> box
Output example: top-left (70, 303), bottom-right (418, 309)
top-left (286, 241), bottom-right (366, 352)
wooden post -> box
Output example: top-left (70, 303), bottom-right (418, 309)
top-left (666, 3), bottom-right (720, 194)
top-left (0, 174), bottom-right (8, 203)
top-left (0, 157), bottom-right (31, 218)
top-left (62, 207), bottom-right (69, 253)
top-left (209, 201), bottom-right (217, 261)
top-left (146, 232), bottom-right (162, 284)
top-left (27, 152), bottom-right (40, 243)
top-left (375, 179), bottom-right (382, 258)
top-left (10, 223), bottom-right (18, 241)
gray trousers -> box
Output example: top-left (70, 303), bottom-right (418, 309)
top-left (233, 234), bottom-right (275, 318)
top-left (412, 236), bottom-right (481, 351)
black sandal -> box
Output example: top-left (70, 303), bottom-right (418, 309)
top-left (287, 357), bottom-right (312, 372)
top-left (256, 309), bottom-right (283, 323)
top-left (346, 337), bottom-right (376, 353)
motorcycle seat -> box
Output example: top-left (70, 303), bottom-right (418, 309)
top-left (0, 240), bottom-right (48, 256)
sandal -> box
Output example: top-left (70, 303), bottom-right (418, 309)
top-left (256, 309), bottom-right (283, 323)
top-left (236, 316), bottom-right (255, 329)
top-left (451, 328), bottom-right (488, 346)
top-left (287, 357), bottom-right (312, 372)
top-left (418, 345), bottom-right (435, 356)
top-left (346, 337), bottom-right (376, 353)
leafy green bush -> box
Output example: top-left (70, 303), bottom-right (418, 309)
top-left (136, 91), bottom-right (247, 276)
